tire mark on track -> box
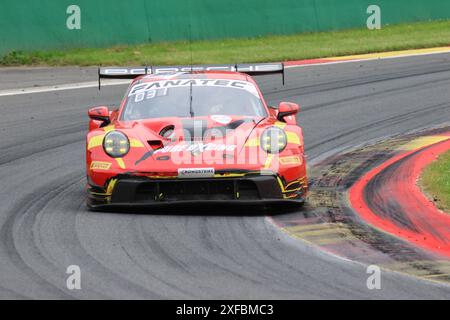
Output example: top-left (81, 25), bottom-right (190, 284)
top-left (0, 170), bottom-right (167, 299)
top-left (307, 102), bottom-right (450, 152)
top-left (299, 77), bottom-right (450, 114)
top-left (264, 63), bottom-right (450, 99)
top-left (0, 174), bottom-right (79, 298)
top-left (0, 134), bottom-right (84, 166)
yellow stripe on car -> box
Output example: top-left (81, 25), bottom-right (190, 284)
top-left (106, 179), bottom-right (118, 195)
top-left (103, 125), bottom-right (115, 133)
top-left (286, 132), bottom-right (300, 145)
top-left (245, 137), bottom-right (259, 147)
top-left (87, 135), bottom-right (104, 150)
top-left (115, 158), bottom-right (126, 169)
top-left (274, 121), bottom-right (287, 129)
top-left (276, 176), bottom-right (305, 195)
top-left (130, 139), bottom-right (145, 148)
top-left (264, 154), bottom-right (274, 169)
top-left (214, 173), bottom-right (247, 178)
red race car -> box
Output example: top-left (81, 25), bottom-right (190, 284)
top-left (86, 63), bottom-right (307, 209)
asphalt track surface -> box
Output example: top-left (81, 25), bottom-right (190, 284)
top-left (0, 54), bottom-right (450, 299)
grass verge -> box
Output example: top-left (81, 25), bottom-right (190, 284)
top-left (420, 150), bottom-right (450, 213)
top-left (1, 20), bottom-right (450, 67)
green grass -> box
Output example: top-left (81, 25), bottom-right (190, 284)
top-left (1, 20), bottom-right (450, 66)
top-left (421, 150), bottom-right (450, 213)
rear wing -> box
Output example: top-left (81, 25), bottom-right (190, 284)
top-left (98, 63), bottom-right (285, 89)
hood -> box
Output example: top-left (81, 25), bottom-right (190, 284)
top-left (121, 115), bottom-right (268, 170)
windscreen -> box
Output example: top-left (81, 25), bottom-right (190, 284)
top-left (121, 79), bottom-right (266, 121)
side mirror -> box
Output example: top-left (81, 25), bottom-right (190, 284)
top-left (88, 106), bottom-right (110, 125)
top-left (277, 102), bottom-right (300, 122)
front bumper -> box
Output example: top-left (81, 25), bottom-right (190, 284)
top-left (87, 173), bottom-right (306, 210)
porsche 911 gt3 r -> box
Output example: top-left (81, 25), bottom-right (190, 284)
top-left (86, 63), bottom-right (307, 209)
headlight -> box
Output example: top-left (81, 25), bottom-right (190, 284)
top-left (103, 131), bottom-right (130, 158)
top-left (261, 127), bottom-right (287, 154)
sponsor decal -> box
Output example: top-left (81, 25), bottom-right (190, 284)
top-left (154, 66), bottom-right (234, 73)
top-left (90, 161), bottom-right (112, 170)
top-left (178, 168), bottom-right (215, 178)
top-left (279, 156), bottom-right (301, 165)
top-left (101, 64), bottom-right (282, 77)
top-left (211, 115), bottom-right (232, 125)
top-left (133, 87), bottom-right (168, 103)
top-left (66, 5), bottom-right (81, 30)
top-left (143, 72), bottom-right (185, 80)
top-left (128, 79), bottom-right (260, 97)
top-left (101, 68), bottom-right (148, 75)
top-left (152, 63), bottom-right (282, 74)
top-left (153, 143), bottom-right (237, 155)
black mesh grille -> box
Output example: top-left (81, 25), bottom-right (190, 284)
top-left (134, 179), bottom-right (260, 202)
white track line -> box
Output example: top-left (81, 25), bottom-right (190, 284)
top-left (1, 49), bottom-right (449, 97)
top-left (0, 79), bottom-right (131, 97)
